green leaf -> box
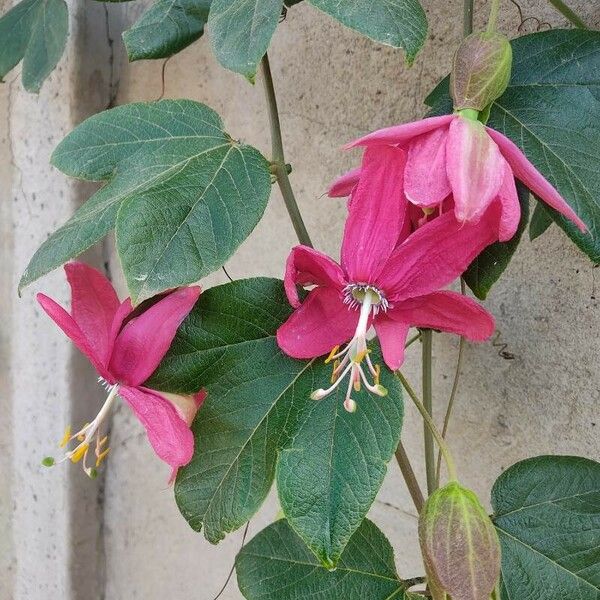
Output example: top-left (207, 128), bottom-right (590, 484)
top-left (491, 455), bottom-right (600, 600)
top-left (529, 200), bottom-right (554, 241)
top-left (208, 0), bottom-right (283, 81)
top-left (20, 100), bottom-right (271, 304)
top-left (236, 518), bottom-right (412, 600)
top-left (463, 182), bottom-right (530, 300)
top-left (307, 0), bottom-right (427, 63)
top-left (123, 0), bottom-right (211, 61)
top-left (150, 278), bottom-right (403, 566)
top-left (0, 0), bottom-right (68, 92)
top-left (426, 30), bottom-right (600, 263)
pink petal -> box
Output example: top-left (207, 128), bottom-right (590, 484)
top-left (156, 389), bottom-right (205, 426)
top-left (377, 209), bottom-right (500, 302)
top-left (109, 287), bottom-right (201, 387)
top-left (374, 316), bottom-right (410, 370)
top-left (497, 166), bottom-right (521, 242)
top-left (37, 293), bottom-right (112, 381)
top-left (405, 127), bottom-right (451, 207)
top-left (486, 127), bottom-right (587, 232)
top-left (447, 116), bottom-right (505, 224)
top-left (341, 146), bottom-right (408, 282)
top-left (64, 262), bottom-right (122, 365)
top-left (328, 167), bottom-right (361, 197)
top-left (119, 385), bottom-right (195, 470)
top-left (345, 115), bottom-right (454, 149)
top-left (388, 290), bottom-right (495, 341)
top-left (277, 286), bottom-right (357, 359)
top-left (284, 246), bottom-right (346, 308)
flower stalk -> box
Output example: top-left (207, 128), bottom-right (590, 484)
top-left (547, 0), bottom-right (588, 29)
top-left (422, 330), bottom-right (437, 495)
top-left (261, 53), bottom-right (313, 248)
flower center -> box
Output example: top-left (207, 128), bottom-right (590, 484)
top-left (311, 284), bottom-right (388, 412)
top-left (42, 379), bottom-right (118, 478)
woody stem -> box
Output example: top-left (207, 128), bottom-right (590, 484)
top-left (464, 0), bottom-right (474, 36)
top-left (395, 442), bottom-right (425, 513)
top-left (261, 53), bottom-right (313, 248)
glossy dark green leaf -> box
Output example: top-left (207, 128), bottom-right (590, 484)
top-left (307, 0), bottom-right (427, 63)
top-left (0, 0), bottom-right (68, 92)
top-left (529, 200), bottom-right (554, 241)
top-left (463, 182), bottom-right (529, 300)
top-left (150, 278), bottom-right (403, 566)
top-left (208, 0), bottom-right (283, 81)
top-left (426, 30), bottom-right (600, 263)
top-left (236, 518), bottom-right (412, 600)
top-left (123, 0), bottom-right (211, 61)
top-left (492, 455), bottom-right (600, 600)
top-left (20, 100), bottom-right (271, 304)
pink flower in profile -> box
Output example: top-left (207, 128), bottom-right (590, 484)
top-left (330, 114), bottom-right (587, 242)
top-left (277, 146), bottom-right (496, 412)
top-left (38, 262), bottom-right (203, 478)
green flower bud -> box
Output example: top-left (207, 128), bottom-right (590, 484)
top-left (419, 482), bottom-right (501, 600)
top-left (451, 32), bottom-right (512, 112)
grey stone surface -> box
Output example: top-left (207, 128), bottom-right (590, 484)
top-left (2, 0), bottom-right (599, 599)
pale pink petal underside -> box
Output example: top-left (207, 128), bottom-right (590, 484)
top-left (447, 116), bottom-right (505, 224)
top-left (342, 146), bottom-right (408, 282)
top-left (405, 126), bottom-right (452, 208)
top-left (345, 115), bottom-right (454, 149)
top-left (109, 286), bottom-right (201, 387)
top-left (277, 286), bottom-right (357, 359)
top-left (486, 127), bottom-right (587, 231)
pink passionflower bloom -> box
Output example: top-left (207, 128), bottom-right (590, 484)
top-left (330, 114), bottom-right (587, 242)
top-left (277, 146), bottom-right (496, 412)
top-left (38, 262), bottom-right (203, 478)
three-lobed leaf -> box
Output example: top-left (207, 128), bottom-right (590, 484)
top-left (0, 0), bottom-right (68, 92)
top-left (307, 0), bottom-right (427, 63)
top-left (20, 100), bottom-right (272, 304)
top-left (492, 455), bottom-right (600, 600)
top-left (123, 0), bottom-right (211, 61)
top-left (427, 29), bottom-right (600, 264)
top-left (149, 277), bottom-right (404, 567)
top-left (236, 518), bottom-right (412, 600)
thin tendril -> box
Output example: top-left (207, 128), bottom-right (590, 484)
top-left (211, 521), bottom-right (250, 600)
top-left (155, 56), bottom-right (172, 101)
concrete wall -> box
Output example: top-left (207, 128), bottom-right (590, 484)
top-left (2, 1), bottom-right (599, 598)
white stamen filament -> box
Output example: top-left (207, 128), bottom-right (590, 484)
top-left (311, 287), bottom-right (388, 411)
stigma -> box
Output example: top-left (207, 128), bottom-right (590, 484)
top-left (42, 380), bottom-right (118, 478)
top-left (311, 285), bottom-right (388, 412)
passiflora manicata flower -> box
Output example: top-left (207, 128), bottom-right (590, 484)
top-left (38, 262), bottom-right (203, 479)
top-left (419, 481), bottom-right (501, 600)
top-left (277, 146), bottom-right (496, 411)
top-left (330, 113), bottom-right (587, 242)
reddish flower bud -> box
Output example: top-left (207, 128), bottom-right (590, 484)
top-left (419, 482), bottom-right (501, 600)
top-left (451, 32), bottom-right (512, 112)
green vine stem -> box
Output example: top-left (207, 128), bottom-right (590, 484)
top-left (487, 0), bottom-right (501, 34)
top-left (395, 442), bottom-right (425, 513)
top-left (260, 53), bottom-right (313, 248)
top-left (547, 0), bottom-right (588, 28)
top-left (397, 371), bottom-right (458, 483)
top-left (435, 280), bottom-right (467, 486)
top-left (464, 0), bottom-right (474, 36)
top-left (422, 329), bottom-right (436, 495)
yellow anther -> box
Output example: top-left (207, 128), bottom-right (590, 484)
top-left (374, 364), bottom-right (381, 386)
top-left (325, 345), bottom-right (340, 364)
top-left (330, 360), bottom-right (340, 383)
top-left (59, 426), bottom-right (72, 448)
top-left (353, 349), bottom-right (368, 364)
top-left (354, 379), bottom-right (361, 392)
top-left (98, 436), bottom-right (108, 448)
top-left (70, 443), bottom-right (89, 464)
top-left (95, 448), bottom-right (111, 468)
